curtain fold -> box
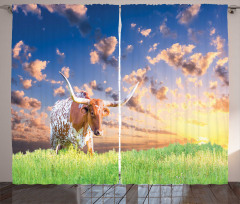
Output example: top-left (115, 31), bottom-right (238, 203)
top-left (120, 4), bottom-right (229, 184)
top-left (11, 4), bottom-right (120, 184)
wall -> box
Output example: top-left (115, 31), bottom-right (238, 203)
top-left (0, 0), bottom-right (240, 182)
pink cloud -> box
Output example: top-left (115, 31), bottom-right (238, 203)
top-left (139, 28), bottom-right (151, 37)
top-left (23, 59), bottom-right (48, 81)
top-left (147, 43), bottom-right (218, 76)
top-left (61, 67), bottom-right (70, 78)
top-left (11, 90), bottom-right (41, 110)
top-left (177, 4), bottom-right (201, 24)
top-left (53, 86), bottom-right (65, 97)
top-left (13, 4), bottom-right (42, 19)
top-left (90, 36), bottom-right (118, 69)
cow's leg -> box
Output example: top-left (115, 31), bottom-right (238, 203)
top-left (86, 141), bottom-right (93, 156)
top-left (56, 144), bottom-right (63, 154)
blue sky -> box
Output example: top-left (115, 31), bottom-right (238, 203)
top-left (12, 5), bottom-right (119, 108)
top-left (120, 4), bottom-right (229, 150)
top-left (12, 4), bottom-right (120, 153)
top-left (11, 4), bottom-right (229, 153)
top-left (121, 4), bottom-right (228, 86)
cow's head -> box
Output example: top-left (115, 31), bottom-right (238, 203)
top-left (60, 72), bottom-right (138, 136)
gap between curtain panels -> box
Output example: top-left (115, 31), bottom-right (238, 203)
top-left (118, 5), bottom-right (122, 184)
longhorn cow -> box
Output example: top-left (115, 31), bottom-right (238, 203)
top-left (50, 72), bottom-right (138, 155)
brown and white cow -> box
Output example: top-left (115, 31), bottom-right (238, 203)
top-left (50, 72), bottom-right (138, 155)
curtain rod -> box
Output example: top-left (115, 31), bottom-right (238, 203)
top-left (228, 5), bottom-right (240, 14)
top-left (0, 4), bottom-right (240, 14)
top-left (0, 5), bottom-right (12, 14)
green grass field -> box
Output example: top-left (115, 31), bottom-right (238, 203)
top-left (12, 143), bottom-right (227, 184)
top-left (122, 143), bottom-right (228, 184)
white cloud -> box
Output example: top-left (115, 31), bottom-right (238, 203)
top-left (105, 87), bottom-right (112, 93)
top-left (147, 43), bottom-right (218, 76)
top-left (147, 43), bottom-right (195, 65)
top-left (53, 86), bottom-right (65, 97)
top-left (210, 27), bottom-right (216, 36)
top-left (188, 77), bottom-right (202, 87)
top-left (176, 77), bottom-right (184, 89)
top-left (131, 23), bottom-right (136, 28)
top-left (80, 84), bottom-right (93, 97)
top-left (13, 4), bottom-right (41, 19)
top-left (148, 43), bottom-right (159, 53)
top-left (50, 80), bottom-right (63, 85)
top-left (139, 28), bottom-right (151, 37)
top-left (19, 76), bottom-right (32, 89)
top-left (216, 57), bottom-right (228, 66)
top-left (215, 58), bottom-right (229, 86)
top-left (13, 41), bottom-right (34, 61)
top-left (212, 96), bottom-right (229, 112)
top-left (11, 108), bottom-right (50, 144)
top-left (159, 18), bottom-right (177, 38)
top-left (90, 51), bottom-right (100, 64)
top-left (90, 36), bottom-right (118, 69)
top-left (211, 35), bottom-right (225, 54)
top-left (56, 48), bottom-right (65, 58)
top-left (94, 36), bottom-right (117, 56)
top-left (41, 4), bottom-right (90, 36)
top-left (11, 90), bottom-right (41, 110)
top-left (61, 67), bottom-right (70, 78)
top-left (126, 45), bottom-right (133, 52)
top-left (209, 81), bottom-right (218, 90)
top-left (23, 59), bottom-right (48, 81)
top-left (123, 66), bottom-right (151, 87)
top-left (177, 4), bottom-right (201, 24)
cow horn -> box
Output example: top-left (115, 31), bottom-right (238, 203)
top-left (59, 72), bottom-right (90, 105)
top-left (103, 82), bottom-right (139, 107)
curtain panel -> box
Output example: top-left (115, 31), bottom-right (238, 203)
top-left (11, 4), bottom-right (229, 184)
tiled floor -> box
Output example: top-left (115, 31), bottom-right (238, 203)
top-left (1, 182), bottom-right (240, 203)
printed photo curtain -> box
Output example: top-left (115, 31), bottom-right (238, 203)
top-left (11, 4), bottom-right (229, 184)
